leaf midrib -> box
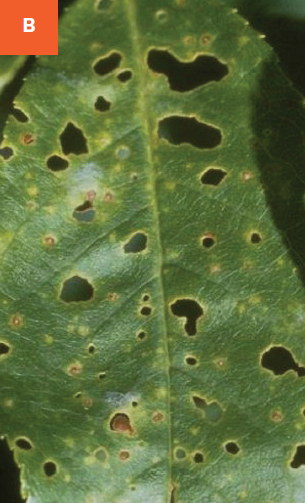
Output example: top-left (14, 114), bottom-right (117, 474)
top-left (125, 0), bottom-right (172, 498)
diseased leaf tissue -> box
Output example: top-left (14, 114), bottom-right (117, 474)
top-left (1, 1), bottom-right (305, 502)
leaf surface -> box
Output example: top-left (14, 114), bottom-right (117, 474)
top-left (1, 1), bottom-right (305, 503)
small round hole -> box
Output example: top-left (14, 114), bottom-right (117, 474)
top-left (15, 437), bottom-right (33, 450)
top-left (117, 70), bottom-right (132, 82)
top-left (137, 331), bottom-right (146, 340)
top-left (250, 232), bottom-right (261, 244)
top-left (193, 452), bottom-right (204, 463)
top-left (140, 306), bottom-right (152, 316)
top-left (98, 372), bottom-right (106, 379)
top-left (185, 356), bottom-right (197, 366)
top-left (0, 342), bottom-right (10, 355)
top-left (43, 461), bottom-right (57, 476)
top-left (202, 235), bottom-right (215, 248)
top-left (225, 442), bottom-right (240, 455)
top-left (88, 344), bottom-right (96, 354)
top-left (142, 294), bottom-right (150, 302)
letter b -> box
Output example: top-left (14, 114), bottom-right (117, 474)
top-left (23, 18), bottom-right (35, 32)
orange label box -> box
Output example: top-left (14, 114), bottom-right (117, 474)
top-left (0, 0), bottom-right (58, 55)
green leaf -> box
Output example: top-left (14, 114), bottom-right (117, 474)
top-left (0, 56), bottom-right (26, 92)
top-left (1, 1), bottom-right (305, 502)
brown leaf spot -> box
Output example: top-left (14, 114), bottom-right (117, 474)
top-left (107, 292), bottom-right (118, 301)
top-left (270, 410), bottom-right (283, 422)
top-left (119, 450), bottom-right (130, 461)
top-left (22, 133), bottom-right (34, 145)
top-left (242, 171), bottom-right (252, 182)
top-left (152, 412), bottom-right (164, 423)
top-left (86, 190), bottom-right (96, 202)
top-left (104, 192), bottom-right (114, 202)
top-left (44, 235), bottom-right (56, 246)
top-left (68, 363), bottom-right (83, 376)
top-left (10, 315), bottom-right (23, 327)
top-left (201, 34), bottom-right (212, 45)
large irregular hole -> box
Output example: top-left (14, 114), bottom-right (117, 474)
top-left (0, 147), bottom-right (14, 160)
top-left (124, 232), bottom-right (147, 253)
top-left (158, 116), bottom-right (221, 149)
top-left (261, 345), bottom-right (305, 377)
top-left (147, 50), bottom-right (228, 92)
top-left (43, 461), bottom-right (57, 477)
top-left (110, 413), bottom-right (134, 435)
top-left (201, 168), bottom-right (227, 186)
top-left (0, 438), bottom-right (25, 503)
top-left (60, 122), bottom-right (88, 155)
top-left (291, 445), bottom-right (305, 468)
top-left (93, 51), bottom-right (122, 76)
top-left (192, 395), bottom-right (223, 423)
top-left (170, 298), bottom-right (203, 336)
top-left (95, 96), bottom-right (111, 112)
top-left (60, 275), bottom-right (94, 302)
top-left (46, 154), bottom-right (69, 171)
top-left (73, 200), bottom-right (95, 223)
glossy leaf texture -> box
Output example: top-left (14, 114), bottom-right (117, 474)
top-left (1, 1), bottom-right (305, 502)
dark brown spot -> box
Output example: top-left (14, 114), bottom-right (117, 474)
top-left (110, 413), bottom-right (134, 435)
